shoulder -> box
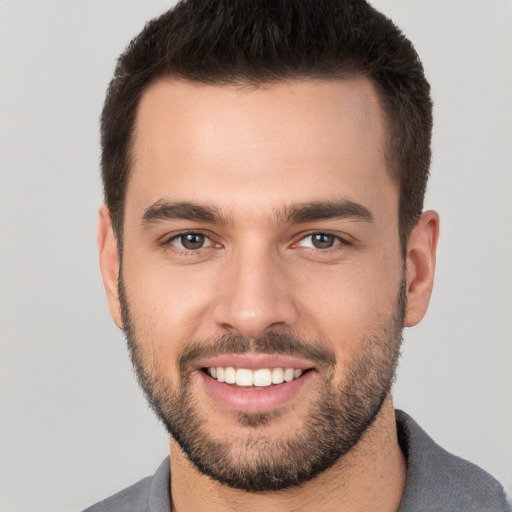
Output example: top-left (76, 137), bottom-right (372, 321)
top-left (82, 476), bottom-right (152, 512)
top-left (396, 410), bottom-right (510, 512)
top-left (81, 458), bottom-right (171, 512)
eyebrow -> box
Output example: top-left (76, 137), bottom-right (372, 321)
top-left (141, 198), bottom-right (374, 228)
top-left (141, 200), bottom-right (229, 227)
top-left (280, 199), bottom-right (374, 225)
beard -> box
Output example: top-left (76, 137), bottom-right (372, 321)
top-left (119, 275), bottom-right (405, 493)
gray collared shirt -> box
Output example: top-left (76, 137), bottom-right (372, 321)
top-left (83, 410), bottom-right (510, 511)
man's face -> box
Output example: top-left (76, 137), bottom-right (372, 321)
top-left (115, 78), bottom-right (406, 491)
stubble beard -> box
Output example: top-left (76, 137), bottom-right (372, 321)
top-left (119, 275), bottom-right (405, 492)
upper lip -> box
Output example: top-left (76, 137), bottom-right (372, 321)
top-left (195, 353), bottom-right (315, 371)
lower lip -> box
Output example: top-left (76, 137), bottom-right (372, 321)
top-left (198, 370), bottom-right (314, 413)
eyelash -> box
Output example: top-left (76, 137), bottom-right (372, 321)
top-left (293, 232), bottom-right (349, 251)
top-left (163, 231), bottom-right (218, 253)
top-left (162, 230), bottom-right (349, 254)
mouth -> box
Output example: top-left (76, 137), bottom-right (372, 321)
top-left (201, 366), bottom-right (311, 388)
top-left (195, 355), bottom-right (316, 413)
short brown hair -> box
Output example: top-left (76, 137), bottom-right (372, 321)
top-left (101, 0), bottom-right (432, 253)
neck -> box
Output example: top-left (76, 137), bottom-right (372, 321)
top-left (169, 397), bottom-right (406, 512)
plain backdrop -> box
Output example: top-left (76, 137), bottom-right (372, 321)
top-left (0, 1), bottom-right (511, 510)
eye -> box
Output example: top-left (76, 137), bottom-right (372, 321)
top-left (169, 232), bottom-right (214, 251)
top-left (297, 233), bottom-right (342, 249)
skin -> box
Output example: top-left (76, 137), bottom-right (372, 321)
top-left (98, 77), bottom-right (439, 511)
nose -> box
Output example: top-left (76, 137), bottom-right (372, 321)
top-left (212, 246), bottom-right (298, 338)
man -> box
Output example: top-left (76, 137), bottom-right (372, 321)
top-left (87, 0), bottom-right (509, 510)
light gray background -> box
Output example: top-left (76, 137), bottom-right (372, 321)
top-left (1, 1), bottom-right (511, 511)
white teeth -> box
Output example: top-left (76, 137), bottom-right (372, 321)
top-left (271, 367), bottom-right (284, 384)
top-left (207, 366), bottom-right (306, 387)
top-left (283, 368), bottom-right (295, 382)
top-left (236, 368), bottom-right (254, 386)
top-left (224, 367), bottom-right (236, 384)
top-left (253, 369), bottom-right (272, 387)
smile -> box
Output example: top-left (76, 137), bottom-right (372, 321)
top-left (205, 366), bottom-right (306, 387)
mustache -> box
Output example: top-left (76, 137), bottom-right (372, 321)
top-left (178, 332), bottom-right (336, 374)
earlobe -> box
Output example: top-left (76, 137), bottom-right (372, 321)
top-left (97, 204), bottom-right (123, 329)
top-left (404, 210), bottom-right (440, 327)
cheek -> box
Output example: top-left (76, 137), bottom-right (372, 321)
top-left (121, 257), bottom-right (216, 358)
top-left (294, 261), bottom-right (402, 356)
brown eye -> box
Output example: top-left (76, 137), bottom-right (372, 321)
top-left (183, 233), bottom-right (205, 249)
top-left (171, 233), bottom-right (208, 250)
top-left (311, 233), bottom-right (337, 249)
top-left (295, 233), bottom-right (342, 250)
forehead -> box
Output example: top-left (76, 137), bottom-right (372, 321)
top-left (128, 77), bottom-right (396, 222)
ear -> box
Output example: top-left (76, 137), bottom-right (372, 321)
top-left (404, 210), bottom-right (440, 327)
top-left (97, 204), bottom-right (123, 329)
